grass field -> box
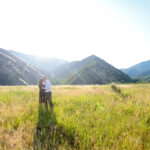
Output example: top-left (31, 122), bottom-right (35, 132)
top-left (1, 84), bottom-right (150, 150)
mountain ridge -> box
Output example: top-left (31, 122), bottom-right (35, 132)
top-left (0, 48), bottom-right (44, 85)
top-left (121, 59), bottom-right (150, 77)
top-left (10, 50), bottom-right (69, 72)
top-left (51, 54), bottom-right (133, 84)
top-left (0, 49), bottom-right (133, 85)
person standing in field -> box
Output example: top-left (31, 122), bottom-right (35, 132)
top-left (43, 76), bottom-right (53, 109)
top-left (38, 78), bottom-right (45, 105)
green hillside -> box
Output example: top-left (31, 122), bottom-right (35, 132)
top-left (1, 49), bottom-right (133, 85)
top-left (53, 55), bottom-right (133, 84)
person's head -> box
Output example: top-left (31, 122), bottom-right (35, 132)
top-left (43, 76), bottom-right (47, 81)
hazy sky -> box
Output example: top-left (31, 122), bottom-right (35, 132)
top-left (0, 0), bottom-right (150, 68)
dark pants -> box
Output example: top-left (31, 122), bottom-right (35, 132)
top-left (45, 92), bottom-right (53, 109)
top-left (39, 89), bottom-right (45, 103)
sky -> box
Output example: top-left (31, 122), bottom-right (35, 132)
top-left (0, 0), bottom-right (150, 69)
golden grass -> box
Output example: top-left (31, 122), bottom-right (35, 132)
top-left (1, 84), bottom-right (150, 149)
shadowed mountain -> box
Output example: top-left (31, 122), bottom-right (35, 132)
top-left (0, 48), bottom-right (44, 85)
top-left (121, 60), bottom-right (150, 77)
top-left (139, 69), bottom-right (150, 77)
top-left (52, 55), bottom-right (133, 84)
top-left (1, 49), bottom-right (133, 85)
top-left (10, 50), bottom-right (68, 72)
top-left (136, 70), bottom-right (150, 83)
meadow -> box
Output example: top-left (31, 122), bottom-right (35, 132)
top-left (0, 84), bottom-right (150, 149)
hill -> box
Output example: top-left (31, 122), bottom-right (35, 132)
top-left (138, 69), bottom-right (150, 77)
top-left (138, 76), bottom-right (150, 83)
top-left (52, 55), bottom-right (133, 84)
top-left (0, 48), bottom-right (44, 85)
top-left (1, 49), bottom-right (133, 85)
top-left (121, 60), bottom-right (150, 77)
top-left (10, 50), bottom-right (68, 72)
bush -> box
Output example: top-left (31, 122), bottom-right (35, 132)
top-left (111, 84), bottom-right (121, 94)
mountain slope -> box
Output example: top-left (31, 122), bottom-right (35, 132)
top-left (10, 50), bottom-right (68, 72)
top-left (138, 76), bottom-right (150, 83)
top-left (139, 69), bottom-right (150, 77)
top-left (52, 55), bottom-right (133, 84)
top-left (121, 60), bottom-right (150, 77)
top-left (0, 48), bottom-right (44, 85)
top-left (52, 55), bottom-right (109, 79)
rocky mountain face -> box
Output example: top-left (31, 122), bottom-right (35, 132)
top-left (0, 48), bottom-right (43, 85)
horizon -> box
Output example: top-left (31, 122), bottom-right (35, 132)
top-left (8, 48), bottom-right (149, 69)
top-left (0, 0), bottom-right (150, 68)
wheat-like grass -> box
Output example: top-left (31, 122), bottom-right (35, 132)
top-left (0, 84), bottom-right (150, 149)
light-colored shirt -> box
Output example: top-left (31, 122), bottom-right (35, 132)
top-left (44, 80), bottom-right (51, 92)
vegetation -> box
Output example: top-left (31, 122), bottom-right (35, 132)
top-left (0, 49), bottom-right (133, 86)
top-left (52, 55), bottom-right (133, 85)
top-left (1, 84), bottom-right (150, 149)
top-left (138, 76), bottom-right (150, 83)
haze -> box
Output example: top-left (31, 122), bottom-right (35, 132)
top-left (0, 0), bottom-right (150, 68)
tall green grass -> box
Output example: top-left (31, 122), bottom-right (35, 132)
top-left (1, 84), bottom-right (150, 149)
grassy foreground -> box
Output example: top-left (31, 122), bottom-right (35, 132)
top-left (0, 84), bottom-right (150, 149)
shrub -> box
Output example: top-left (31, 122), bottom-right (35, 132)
top-left (111, 84), bottom-right (121, 94)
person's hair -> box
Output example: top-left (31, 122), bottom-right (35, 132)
top-left (38, 78), bottom-right (44, 89)
top-left (43, 76), bottom-right (47, 80)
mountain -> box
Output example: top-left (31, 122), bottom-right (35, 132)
top-left (121, 60), bottom-right (150, 77)
top-left (1, 49), bottom-right (133, 85)
top-left (0, 48), bottom-right (44, 85)
top-left (136, 70), bottom-right (150, 83)
top-left (139, 69), bottom-right (150, 77)
top-left (52, 55), bottom-right (133, 84)
top-left (10, 50), bottom-right (68, 72)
